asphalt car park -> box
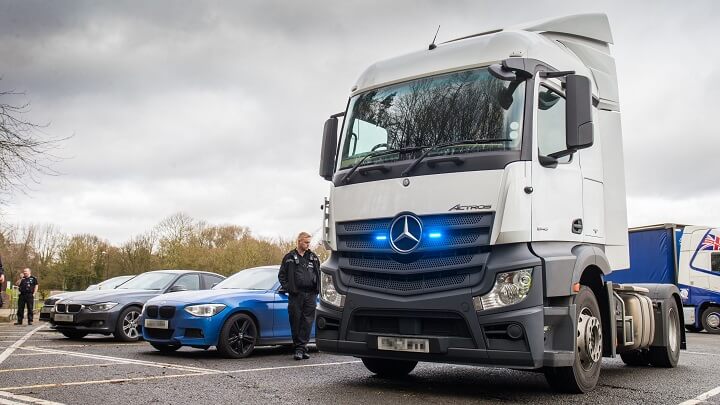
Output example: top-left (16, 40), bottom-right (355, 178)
top-left (1, 324), bottom-right (720, 405)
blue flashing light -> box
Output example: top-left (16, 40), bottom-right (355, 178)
top-left (428, 232), bottom-right (443, 239)
top-left (375, 235), bottom-right (388, 241)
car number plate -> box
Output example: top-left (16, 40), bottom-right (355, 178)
top-left (377, 336), bottom-right (429, 353)
top-left (54, 314), bottom-right (74, 322)
top-left (40, 307), bottom-right (52, 313)
top-left (144, 319), bottom-right (169, 329)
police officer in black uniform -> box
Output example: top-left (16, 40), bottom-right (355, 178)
top-left (0, 257), bottom-right (5, 308)
top-left (15, 267), bottom-right (38, 325)
top-left (278, 232), bottom-right (320, 360)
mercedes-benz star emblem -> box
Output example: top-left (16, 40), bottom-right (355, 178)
top-left (389, 214), bottom-right (423, 254)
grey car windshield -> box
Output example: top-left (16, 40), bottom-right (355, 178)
top-left (214, 268), bottom-right (278, 290)
top-left (338, 67), bottom-right (525, 170)
top-left (116, 272), bottom-right (176, 290)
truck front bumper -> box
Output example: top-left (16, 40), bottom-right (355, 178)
top-left (316, 277), bottom-right (575, 369)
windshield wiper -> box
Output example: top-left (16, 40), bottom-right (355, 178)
top-left (342, 146), bottom-right (424, 184)
top-left (401, 138), bottom-right (514, 177)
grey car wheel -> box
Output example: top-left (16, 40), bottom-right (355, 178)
top-left (114, 306), bottom-right (142, 342)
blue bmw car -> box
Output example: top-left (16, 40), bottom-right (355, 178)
top-left (141, 266), bottom-right (314, 358)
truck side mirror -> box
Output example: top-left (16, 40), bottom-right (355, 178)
top-left (319, 117), bottom-right (338, 181)
top-left (565, 74), bottom-right (594, 151)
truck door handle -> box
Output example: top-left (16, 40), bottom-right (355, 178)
top-left (572, 219), bottom-right (583, 234)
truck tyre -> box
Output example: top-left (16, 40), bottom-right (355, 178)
top-left (113, 306), bottom-right (142, 342)
top-left (361, 357), bottom-right (417, 378)
top-left (620, 349), bottom-right (649, 366)
top-left (649, 299), bottom-right (681, 367)
top-left (701, 307), bottom-right (720, 334)
top-left (544, 286), bottom-right (602, 393)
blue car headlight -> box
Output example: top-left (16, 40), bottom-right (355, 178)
top-left (184, 304), bottom-right (227, 317)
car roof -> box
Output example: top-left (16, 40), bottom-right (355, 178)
top-left (145, 269), bottom-right (225, 277)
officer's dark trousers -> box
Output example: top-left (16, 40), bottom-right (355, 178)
top-left (288, 291), bottom-right (317, 353)
top-left (17, 293), bottom-right (34, 323)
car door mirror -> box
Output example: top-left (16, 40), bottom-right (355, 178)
top-left (169, 285), bottom-right (188, 293)
top-left (278, 287), bottom-right (287, 295)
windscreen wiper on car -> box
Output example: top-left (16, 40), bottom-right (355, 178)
top-left (400, 138), bottom-right (514, 177)
top-left (342, 146), bottom-right (425, 184)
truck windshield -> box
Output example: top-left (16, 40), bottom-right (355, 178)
top-left (338, 67), bottom-right (525, 170)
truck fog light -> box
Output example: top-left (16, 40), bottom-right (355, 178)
top-left (321, 272), bottom-right (345, 308)
top-left (473, 269), bottom-right (533, 311)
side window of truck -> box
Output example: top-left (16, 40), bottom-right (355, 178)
top-left (712, 253), bottom-right (720, 272)
top-left (537, 86), bottom-right (570, 164)
top-left (349, 119), bottom-right (389, 156)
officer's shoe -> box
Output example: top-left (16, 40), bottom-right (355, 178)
top-left (28, 322), bottom-right (33, 326)
top-left (293, 351), bottom-right (303, 361)
top-left (302, 352), bottom-right (310, 360)
top-left (14, 321), bottom-right (22, 326)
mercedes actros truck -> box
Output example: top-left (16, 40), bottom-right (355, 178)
top-left (315, 13), bottom-right (685, 393)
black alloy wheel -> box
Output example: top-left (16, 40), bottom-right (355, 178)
top-left (217, 313), bottom-right (257, 359)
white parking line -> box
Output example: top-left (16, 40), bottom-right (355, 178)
top-left (679, 386), bottom-right (720, 405)
top-left (0, 360), bottom-right (362, 391)
top-left (683, 351), bottom-right (720, 357)
top-left (0, 326), bottom-right (46, 366)
top-left (0, 391), bottom-right (64, 405)
top-left (19, 347), bottom-right (221, 374)
top-left (0, 363), bottom-right (114, 373)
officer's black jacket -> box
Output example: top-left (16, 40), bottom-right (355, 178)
top-left (18, 276), bottom-right (38, 294)
top-left (278, 249), bottom-right (320, 294)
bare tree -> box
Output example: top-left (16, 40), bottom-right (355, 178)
top-left (0, 82), bottom-right (65, 197)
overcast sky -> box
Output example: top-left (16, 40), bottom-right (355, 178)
top-left (0, 0), bottom-right (718, 244)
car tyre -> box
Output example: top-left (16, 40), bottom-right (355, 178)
top-left (544, 286), bottom-right (602, 393)
top-left (701, 307), bottom-right (720, 334)
top-left (150, 342), bottom-right (181, 353)
top-left (61, 330), bottom-right (88, 340)
top-left (361, 357), bottom-right (417, 378)
top-left (114, 306), bottom-right (142, 342)
top-left (217, 313), bottom-right (257, 359)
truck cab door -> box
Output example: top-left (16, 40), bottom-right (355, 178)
top-left (531, 82), bottom-right (584, 242)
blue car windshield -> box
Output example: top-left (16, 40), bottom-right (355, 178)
top-left (214, 268), bottom-right (278, 290)
top-left (116, 272), bottom-right (176, 290)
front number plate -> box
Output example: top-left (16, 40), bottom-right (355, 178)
top-left (54, 314), bottom-right (74, 322)
top-left (377, 336), bottom-right (429, 353)
top-left (144, 319), bottom-right (169, 329)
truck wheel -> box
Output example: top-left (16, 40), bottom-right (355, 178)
top-left (701, 307), bottom-right (720, 334)
top-left (544, 286), bottom-right (602, 393)
top-left (217, 313), bottom-right (257, 359)
top-left (620, 350), bottom-right (649, 366)
top-left (361, 357), bottom-right (417, 378)
top-left (649, 299), bottom-right (681, 367)
top-left (113, 306), bottom-right (142, 342)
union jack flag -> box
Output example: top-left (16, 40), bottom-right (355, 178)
top-left (700, 233), bottom-right (720, 251)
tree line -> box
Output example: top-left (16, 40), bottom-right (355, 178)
top-left (0, 213), bottom-right (326, 293)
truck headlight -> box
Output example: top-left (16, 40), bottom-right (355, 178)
top-left (184, 304), bottom-right (226, 317)
top-left (320, 272), bottom-right (345, 308)
top-left (87, 302), bottom-right (119, 312)
top-left (473, 269), bottom-right (532, 311)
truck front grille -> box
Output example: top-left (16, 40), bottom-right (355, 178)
top-left (350, 311), bottom-right (472, 338)
top-left (353, 273), bottom-right (467, 291)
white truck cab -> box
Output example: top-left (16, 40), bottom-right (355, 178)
top-left (316, 14), bottom-right (684, 393)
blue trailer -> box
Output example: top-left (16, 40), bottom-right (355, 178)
top-left (607, 224), bottom-right (720, 333)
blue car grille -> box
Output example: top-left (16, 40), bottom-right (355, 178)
top-left (145, 305), bottom-right (175, 319)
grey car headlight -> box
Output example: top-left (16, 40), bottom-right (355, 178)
top-left (184, 304), bottom-right (226, 317)
top-left (473, 269), bottom-right (533, 311)
top-left (320, 272), bottom-right (345, 308)
top-left (87, 302), bottom-right (119, 312)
